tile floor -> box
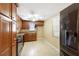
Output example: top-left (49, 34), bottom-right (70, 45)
top-left (20, 39), bottom-right (59, 56)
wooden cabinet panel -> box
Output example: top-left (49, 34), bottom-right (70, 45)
top-left (35, 21), bottom-right (44, 26)
top-left (0, 3), bottom-right (11, 18)
top-left (24, 32), bottom-right (37, 42)
top-left (21, 21), bottom-right (44, 29)
top-left (2, 20), bottom-right (10, 51)
top-left (0, 47), bottom-right (11, 56)
top-left (12, 21), bottom-right (16, 56)
top-left (0, 3), bottom-right (17, 56)
top-left (22, 21), bottom-right (29, 29)
top-left (12, 4), bottom-right (17, 21)
top-left (11, 4), bottom-right (17, 56)
top-left (12, 45), bottom-right (16, 56)
top-left (0, 15), bottom-right (12, 56)
top-left (0, 18), bottom-right (2, 53)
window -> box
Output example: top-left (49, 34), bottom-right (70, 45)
top-left (29, 22), bottom-right (35, 31)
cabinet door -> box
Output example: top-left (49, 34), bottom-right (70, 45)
top-left (24, 33), bottom-right (37, 42)
top-left (35, 21), bottom-right (44, 26)
top-left (0, 17), bottom-right (2, 53)
top-left (28, 33), bottom-right (37, 41)
top-left (0, 15), bottom-right (12, 56)
top-left (22, 21), bottom-right (29, 29)
top-left (0, 3), bottom-right (11, 18)
top-left (12, 4), bottom-right (17, 21)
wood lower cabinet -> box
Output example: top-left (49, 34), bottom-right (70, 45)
top-left (24, 32), bottom-right (37, 42)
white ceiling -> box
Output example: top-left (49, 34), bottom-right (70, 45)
top-left (17, 3), bottom-right (72, 21)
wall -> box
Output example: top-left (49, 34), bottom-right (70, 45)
top-left (17, 16), bottom-right (22, 33)
top-left (44, 14), bottom-right (60, 52)
top-left (37, 26), bottom-right (44, 40)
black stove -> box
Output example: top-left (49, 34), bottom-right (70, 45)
top-left (16, 34), bottom-right (24, 56)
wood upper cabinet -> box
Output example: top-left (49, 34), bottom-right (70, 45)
top-left (22, 20), bottom-right (44, 29)
top-left (22, 20), bottom-right (29, 29)
top-left (0, 3), bottom-right (12, 18)
top-left (35, 21), bottom-right (44, 26)
top-left (12, 4), bottom-right (17, 21)
top-left (21, 20), bottom-right (44, 29)
top-left (0, 15), bottom-right (12, 56)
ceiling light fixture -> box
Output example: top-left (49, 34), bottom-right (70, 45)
top-left (24, 10), bottom-right (45, 21)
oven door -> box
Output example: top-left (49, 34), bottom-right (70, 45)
top-left (16, 35), bottom-right (24, 56)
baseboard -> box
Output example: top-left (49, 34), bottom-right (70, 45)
top-left (44, 39), bottom-right (60, 52)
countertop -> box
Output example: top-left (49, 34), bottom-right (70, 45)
top-left (19, 29), bottom-right (37, 33)
top-left (17, 29), bottom-right (36, 36)
top-left (17, 33), bottom-right (25, 36)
